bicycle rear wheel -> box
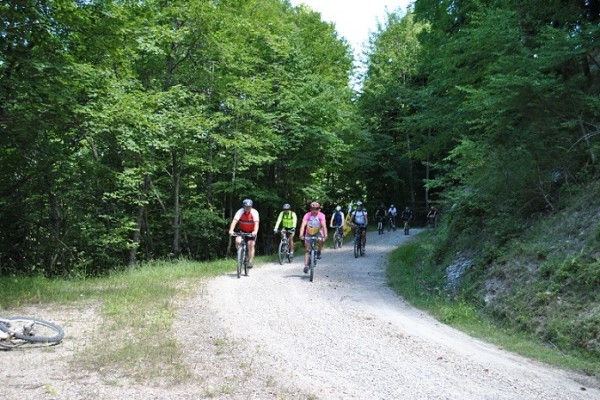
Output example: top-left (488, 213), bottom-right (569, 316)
top-left (278, 240), bottom-right (287, 265)
top-left (0, 317), bottom-right (64, 345)
top-left (236, 246), bottom-right (244, 278)
top-left (335, 233), bottom-right (343, 249)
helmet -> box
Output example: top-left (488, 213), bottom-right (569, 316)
top-left (310, 202), bottom-right (320, 209)
top-left (283, 203), bottom-right (291, 210)
top-left (242, 199), bottom-right (253, 207)
top-left (335, 205), bottom-right (341, 211)
top-left (356, 201), bottom-right (363, 207)
top-left (391, 204), bottom-right (395, 208)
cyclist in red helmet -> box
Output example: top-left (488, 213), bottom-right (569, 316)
top-left (228, 199), bottom-right (260, 268)
top-left (298, 201), bottom-right (328, 274)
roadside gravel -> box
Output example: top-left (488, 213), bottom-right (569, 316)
top-left (1, 229), bottom-right (599, 399)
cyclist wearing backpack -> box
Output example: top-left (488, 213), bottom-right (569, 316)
top-left (273, 203), bottom-right (298, 257)
top-left (329, 205), bottom-right (345, 230)
top-left (375, 203), bottom-right (387, 225)
top-left (401, 206), bottom-right (414, 235)
top-left (387, 204), bottom-right (398, 229)
top-left (350, 201), bottom-right (368, 253)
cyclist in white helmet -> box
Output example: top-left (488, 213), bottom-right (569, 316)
top-left (350, 201), bottom-right (368, 254)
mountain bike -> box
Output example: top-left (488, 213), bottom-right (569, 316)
top-left (332, 226), bottom-right (344, 249)
top-left (0, 316), bottom-right (64, 349)
top-left (276, 228), bottom-right (294, 265)
top-left (377, 216), bottom-right (385, 234)
top-left (387, 215), bottom-right (396, 232)
top-left (233, 232), bottom-right (254, 278)
top-left (353, 224), bottom-right (366, 258)
top-left (304, 234), bottom-right (322, 282)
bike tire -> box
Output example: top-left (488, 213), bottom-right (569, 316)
top-left (236, 245), bottom-right (244, 278)
top-left (0, 317), bottom-right (64, 344)
top-left (354, 236), bottom-right (359, 258)
top-left (335, 234), bottom-right (343, 249)
top-left (278, 240), bottom-right (286, 265)
top-left (309, 249), bottom-right (316, 282)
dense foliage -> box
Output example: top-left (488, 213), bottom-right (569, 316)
top-left (1, 0), bottom-right (599, 305)
top-left (357, 0), bottom-right (599, 357)
top-left (1, 0), bottom-right (356, 276)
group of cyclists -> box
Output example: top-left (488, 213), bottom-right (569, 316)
top-left (229, 199), bottom-right (432, 274)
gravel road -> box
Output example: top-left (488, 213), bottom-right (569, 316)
top-left (2, 228), bottom-right (599, 399)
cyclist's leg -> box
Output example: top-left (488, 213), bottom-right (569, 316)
top-left (246, 237), bottom-right (256, 265)
top-left (288, 231), bottom-right (295, 255)
top-left (303, 237), bottom-right (311, 271)
top-left (317, 233), bottom-right (324, 258)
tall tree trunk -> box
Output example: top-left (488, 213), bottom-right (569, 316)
top-left (129, 174), bottom-right (150, 267)
top-left (405, 131), bottom-right (415, 207)
top-left (172, 149), bottom-right (181, 257)
top-left (425, 129), bottom-right (431, 209)
top-left (226, 150), bottom-right (238, 256)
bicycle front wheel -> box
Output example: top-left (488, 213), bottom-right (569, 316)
top-left (309, 249), bottom-right (316, 282)
top-left (335, 234), bottom-right (343, 249)
top-left (0, 317), bottom-right (64, 345)
top-left (354, 237), bottom-right (359, 258)
top-left (278, 240), bottom-right (286, 265)
top-left (236, 246), bottom-right (244, 278)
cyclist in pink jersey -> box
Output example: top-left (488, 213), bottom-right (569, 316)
top-left (298, 202), bottom-right (328, 273)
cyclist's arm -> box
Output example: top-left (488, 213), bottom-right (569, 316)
top-left (319, 213), bottom-right (328, 239)
top-left (292, 212), bottom-right (298, 229)
top-left (298, 219), bottom-right (306, 238)
top-left (273, 212), bottom-right (283, 230)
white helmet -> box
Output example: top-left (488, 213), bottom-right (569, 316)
top-left (335, 205), bottom-right (341, 211)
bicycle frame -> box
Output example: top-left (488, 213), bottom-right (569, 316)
top-left (333, 226), bottom-right (343, 249)
top-left (277, 229), bottom-right (294, 264)
top-left (353, 225), bottom-right (366, 258)
top-left (0, 316), bottom-right (64, 348)
top-left (305, 234), bottom-right (321, 282)
top-left (233, 232), bottom-right (254, 278)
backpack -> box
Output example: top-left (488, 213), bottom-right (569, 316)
top-left (333, 211), bottom-right (343, 226)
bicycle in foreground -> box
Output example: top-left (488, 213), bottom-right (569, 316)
top-left (303, 234), bottom-right (322, 282)
top-left (332, 225), bottom-right (344, 249)
top-left (0, 316), bottom-right (64, 349)
top-left (403, 219), bottom-right (411, 235)
top-left (387, 215), bottom-right (396, 232)
top-left (276, 228), bottom-right (294, 265)
top-left (353, 224), bottom-right (366, 258)
top-left (377, 216), bottom-right (385, 234)
top-left (233, 232), bottom-right (254, 278)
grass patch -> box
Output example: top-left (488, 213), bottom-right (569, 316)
top-left (387, 232), bottom-right (600, 379)
top-left (0, 256), bottom-right (260, 383)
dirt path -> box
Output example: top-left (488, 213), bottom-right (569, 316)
top-left (1, 229), bottom-right (599, 399)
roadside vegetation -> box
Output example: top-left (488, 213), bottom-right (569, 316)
top-left (387, 182), bottom-right (600, 379)
top-left (0, 257), bottom-right (259, 383)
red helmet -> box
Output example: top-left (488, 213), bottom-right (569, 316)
top-left (310, 202), bottom-right (320, 209)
